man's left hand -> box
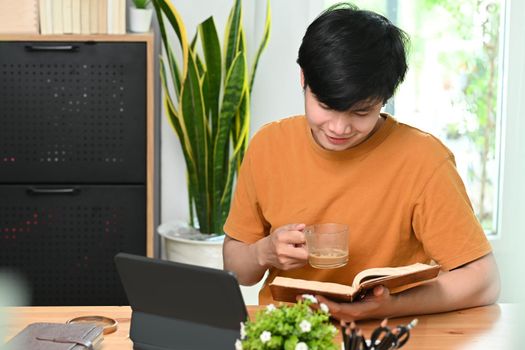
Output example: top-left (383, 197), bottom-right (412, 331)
top-left (314, 285), bottom-right (394, 321)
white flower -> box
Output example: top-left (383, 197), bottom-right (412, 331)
top-left (301, 294), bottom-right (318, 304)
top-left (320, 303), bottom-right (329, 313)
top-left (265, 304), bottom-right (276, 313)
top-left (295, 342), bottom-right (309, 350)
top-left (260, 330), bottom-right (272, 343)
top-left (235, 339), bottom-right (243, 350)
top-left (240, 322), bottom-right (246, 339)
top-left (330, 325), bottom-right (337, 334)
top-left (299, 320), bottom-right (312, 333)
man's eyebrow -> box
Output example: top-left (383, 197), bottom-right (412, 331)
top-left (350, 106), bottom-right (373, 112)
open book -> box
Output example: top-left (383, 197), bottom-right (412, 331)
top-left (269, 263), bottom-right (441, 303)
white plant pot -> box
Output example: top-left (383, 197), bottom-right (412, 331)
top-left (158, 221), bottom-right (224, 270)
top-left (129, 7), bottom-right (153, 33)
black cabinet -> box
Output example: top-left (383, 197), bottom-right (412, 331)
top-left (0, 37), bottom-right (152, 306)
top-left (0, 42), bottom-right (146, 183)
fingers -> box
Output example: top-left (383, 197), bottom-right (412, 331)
top-left (315, 288), bottom-right (392, 321)
top-left (373, 285), bottom-right (386, 296)
top-left (273, 246), bottom-right (308, 270)
top-left (274, 223), bottom-right (306, 244)
top-left (279, 223), bottom-right (306, 232)
top-left (266, 223), bottom-right (308, 270)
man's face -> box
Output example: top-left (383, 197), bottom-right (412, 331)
top-left (304, 86), bottom-right (384, 151)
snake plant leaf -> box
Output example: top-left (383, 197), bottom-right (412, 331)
top-left (153, 2), bottom-right (182, 97)
top-left (181, 54), bottom-right (210, 231)
top-left (163, 91), bottom-right (192, 165)
top-left (166, 44), bottom-right (182, 98)
top-left (219, 90), bottom-right (250, 227)
top-left (161, 57), bottom-right (195, 170)
top-left (153, 0), bottom-right (189, 77)
top-left (231, 27), bottom-right (247, 157)
top-left (212, 52), bottom-right (246, 225)
top-left (190, 33), bottom-right (207, 79)
top-left (224, 0), bottom-right (242, 74)
top-left (250, 0), bottom-right (272, 93)
top-left (199, 17), bottom-right (222, 135)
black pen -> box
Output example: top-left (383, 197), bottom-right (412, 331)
top-left (341, 320), bottom-right (348, 349)
top-left (349, 322), bottom-right (357, 350)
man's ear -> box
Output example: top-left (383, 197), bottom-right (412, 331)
top-left (300, 69), bottom-right (305, 89)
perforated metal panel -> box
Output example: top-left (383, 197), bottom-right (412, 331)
top-left (0, 42), bottom-right (146, 183)
top-left (0, 185), bottom-right (145, 306)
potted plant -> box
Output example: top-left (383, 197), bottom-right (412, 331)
top-left (237, 297), bottom-right (339, 350)
top-left (129, 0), bottom-right (153, 33)
top-left (153, 0), bottom-right (271, 268)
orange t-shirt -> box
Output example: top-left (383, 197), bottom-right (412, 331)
top-left (224, 114), bottom-right (492, 304)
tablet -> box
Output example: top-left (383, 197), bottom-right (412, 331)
top-left (114, 252), bottom-right (248, 350)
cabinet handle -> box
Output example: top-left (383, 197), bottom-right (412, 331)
top-left (27, 187), bottom-right (80, 195)
top-left (25, 45), bottom-right (79, 52)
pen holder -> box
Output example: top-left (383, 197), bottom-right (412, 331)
top-left (341, 318), bottom-right (418, 350)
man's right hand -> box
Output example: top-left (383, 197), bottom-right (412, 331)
top-left (256, 223), bottom-right (309, 270)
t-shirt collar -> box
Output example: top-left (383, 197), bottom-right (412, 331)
top-left (304, 113), bottom-right (396, 160)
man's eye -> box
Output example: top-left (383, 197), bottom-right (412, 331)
top-left (319, 103), bottom-right (331, 110)
top-left (354, 112), bottom-right (369, 117)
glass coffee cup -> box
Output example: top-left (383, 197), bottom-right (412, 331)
top-left (304, 223), bottom-right (349, 269)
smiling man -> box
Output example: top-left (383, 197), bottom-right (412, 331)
top-left (223, 3), bottom-right (500, 320)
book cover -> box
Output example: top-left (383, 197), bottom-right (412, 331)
top-left (62, 0), bottom-right (72, 34)
top-left (98, 0), bottom-right (107, 34)
top-left (0, 0), bottom-right (39, 34)
top-left (52, 0), bottom-right (63, 34)
top-left (270, 263), bottom-right (441, 303)
top-left (80, 0), bottom-right (90, 34)
top-left (107, 0), bottom-right (114, 34)
top-left (39, 0), bottom-right (50, 34)
top-left (115, 0), bottom-right (125, 34)
top-left (89, 0), bottom-right (98, 34)
top-left (71, 0), bottom-right (80, 34)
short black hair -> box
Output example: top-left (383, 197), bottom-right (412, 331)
top-left (297, 3), bottom-right (409, 111)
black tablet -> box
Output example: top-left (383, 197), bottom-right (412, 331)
top-left (114, 252), bottom-right (248, 350)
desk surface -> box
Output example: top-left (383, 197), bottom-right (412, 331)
top-left (2, 304), bottom-right (521, 349)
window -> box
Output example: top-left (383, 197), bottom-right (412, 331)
top-left (325, 0), bottom-right (505, 234)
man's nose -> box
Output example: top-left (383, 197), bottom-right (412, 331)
top-left (327, 115), bottom-right (351, 135)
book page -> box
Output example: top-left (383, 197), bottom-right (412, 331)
top-left (272, 276), bottom-right (354, 295)
top-left (352, 263), bottom-right (437, 289)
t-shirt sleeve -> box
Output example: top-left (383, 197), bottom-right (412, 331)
top-left (223, 141), bottom-right (269, 243)
top-left (412, 156), bottom-right (492, 271)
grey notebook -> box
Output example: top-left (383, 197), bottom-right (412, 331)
top-left (115, 252), bottom-right (248, 350)
top-left (5, 322), bottom-right (103, 350)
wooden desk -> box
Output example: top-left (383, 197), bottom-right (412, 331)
top-left (1, 304), bottom-right (520, 349)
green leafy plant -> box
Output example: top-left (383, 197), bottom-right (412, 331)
top-left (238, 298), bottom-right (338, 350)
top-left (132, 0), bottom-right (151, 9)
top-left (153, 0), bottom-right (271, 234)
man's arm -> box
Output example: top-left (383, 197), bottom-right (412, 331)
top-left (316, 253), bottom-right (500, 321)
top-left (223, 235), bottom-right (268, 286)
top-left (223, 224), bottom-right (309, 286)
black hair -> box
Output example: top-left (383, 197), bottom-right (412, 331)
top-left (297, 3), bottom-right (409, 111)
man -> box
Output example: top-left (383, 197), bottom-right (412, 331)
top-left (223, 3), bottom-right (500, 321)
